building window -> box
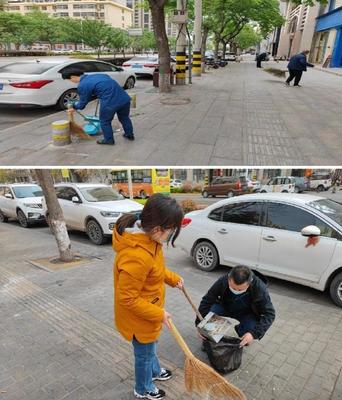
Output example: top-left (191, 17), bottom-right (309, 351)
top-left (287, 16), bottom-right (298, 34)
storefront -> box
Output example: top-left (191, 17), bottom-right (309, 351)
top-left (316, 5), bottom-right (342, 67)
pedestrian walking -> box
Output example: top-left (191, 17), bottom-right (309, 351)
top-left (196, 266), bottom-right (275, 349)
top-left (62, 69), bottom-right (134, 145)
top-left (285, 50), bottom-right (315, 87)
top-left (256, 52), bottom-right (269, 68)
top-left (113, 194), bottom-right (184, 400)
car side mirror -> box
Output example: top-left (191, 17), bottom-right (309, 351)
top-left (5, 193), bottom-right (13, 199)
top-left (72, 196), bottom-right (81, 203)
top-left (301, 225), bottom-right (321, 237)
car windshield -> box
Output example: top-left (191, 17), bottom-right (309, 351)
top-left (79, 187), bottom-right (122, 202)
top-left (0, 63), bottom-right (58, 74)
top-left (12, 186), bottom-right (43, 198)
top-left (308, 199), bottom-right (342, 226)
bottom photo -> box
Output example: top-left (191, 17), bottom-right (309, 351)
top-left (1, 167), bottom-right (342, 400)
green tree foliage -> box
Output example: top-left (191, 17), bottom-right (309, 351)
top-left (233, 24), bottom-right (262, 50)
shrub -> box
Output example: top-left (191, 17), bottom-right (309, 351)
top-left (192, 183), bottom-right (203, 193)
top-left (182, 182), bottom-right (193, 193)
top-left (180, 199), bottom-right (198, 213)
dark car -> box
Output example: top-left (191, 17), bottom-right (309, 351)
top-left (202, 176), bottom-right (248, 198)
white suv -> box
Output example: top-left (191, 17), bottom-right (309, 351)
top-left (309, 175), bottom-right (332, 192)
top-left (260, 176), bottom-right (295, 193)
top-left (0, 184), bottom-right (45, 227)
top-left (42, 183), bottom-right (143, 245)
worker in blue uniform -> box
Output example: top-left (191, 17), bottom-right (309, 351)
top-left (62, 68), bottom-right (134, 145)
top-left (285, 50), bottom-right (314, 87)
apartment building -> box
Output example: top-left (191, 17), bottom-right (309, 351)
top-left (7, 0), bottom-right (133, 29)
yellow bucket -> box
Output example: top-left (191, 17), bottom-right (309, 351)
top-left (130, 93), bottom-right (137, 108)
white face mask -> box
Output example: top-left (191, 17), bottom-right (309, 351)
top-left (229, 287), bottom-right (248, 296)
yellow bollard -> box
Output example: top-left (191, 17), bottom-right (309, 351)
top-left (51, 120), bottom-right (71, 146)
top-left (130, 93), bottom-right (137, 108)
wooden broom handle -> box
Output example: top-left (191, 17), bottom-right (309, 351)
top-left (168, 319), bottom-right (193, 359)
top-left (182, 286), bottom-right (204, 322)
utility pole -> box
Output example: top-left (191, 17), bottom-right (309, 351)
top-left (176, 0), bottom-right (187, 85)
top-left (193, 0), bottom-right (202, 77)
top-left (127, 169), bottom-right (134, 200)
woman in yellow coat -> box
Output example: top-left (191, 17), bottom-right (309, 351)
top-left (113, 194), bottom-right (184, 400)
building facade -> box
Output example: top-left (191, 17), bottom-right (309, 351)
top-left (277, 1), bottom-right (321, 59)
top-left (312, 0), bottom-right (342, 67)
top-left (7, 0), bottom-right (133, 29)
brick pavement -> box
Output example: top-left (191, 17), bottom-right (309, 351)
top-left (0, 61), bottom-right (341, 166)
top-left (1, 222), bottom-right (342, 400)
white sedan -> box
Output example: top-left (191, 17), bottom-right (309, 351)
top-left (122, 55), bottom-right (176, 77)
top-left (179, 193), bottom-right (342, 306)
top-left (42, 183), bottom-right (143, 245)
top-left (0, 59), bottom-right (136, 109)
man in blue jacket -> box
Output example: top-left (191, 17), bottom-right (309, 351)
top-left (285, 50), bottom-right (314, 87)
top-left (62, 69), bottom-right (134, 145)
top-left (196, 265), bottom-right (275, 347)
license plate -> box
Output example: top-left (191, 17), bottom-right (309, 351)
top-left (0, 84), bottom-right (3, 90)
top-left (132, 64), bottom-right (143, 69)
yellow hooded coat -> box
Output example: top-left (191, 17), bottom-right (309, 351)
top-left (113, 224), bottom-right (181, 343)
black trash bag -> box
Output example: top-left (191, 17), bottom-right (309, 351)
top-left (203, 336), bottom-right (243, 373)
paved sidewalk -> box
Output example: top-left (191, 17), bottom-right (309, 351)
top-left (1, 222), bottom-right (342, 400)
top-left (0, 61), bottom-right (341, 166)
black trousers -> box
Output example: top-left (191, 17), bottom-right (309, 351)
top-left (286, 69), bottom-right (303, 85)
top-left (256, 58), bottom-right (262, 68)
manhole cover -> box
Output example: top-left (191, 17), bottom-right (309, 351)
top-left (160, 98), bottom-right (191, 105)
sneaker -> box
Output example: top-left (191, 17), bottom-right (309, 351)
top-left (293, 84), bottom-right (302, 87)
top-left (96, 139), bottom-right (115, 145)
top-left (285, 81), bottom-right (290, 86)
top-left (152, 368), bottom-right (172, 381)
top-left (134, 388), bottom-right (166, 399)
top-left (123, 134), bottom-right (135, 141)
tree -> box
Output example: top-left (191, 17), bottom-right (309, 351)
top-left (233, 25), bottom-right (262, 50)
top-left (81, 19), bottom-right (113, 58)
top-left (35, 170), bottom-right (74, 263)
top-left (0, 12), bottom-right (38, 50)
top-left (58, 18), bottom-right (84, 50)
top-left (148, 0), bottom-right (172, 92)
top-left (26, 10), bottom-right (62, 50)
top-left (106, 28), bottom-right (130, 57)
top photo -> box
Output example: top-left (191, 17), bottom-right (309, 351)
top-left (0, 0), bottom-right (341, 167)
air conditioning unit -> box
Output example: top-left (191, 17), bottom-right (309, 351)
top-left (171, 9), bottom-right (188, 24)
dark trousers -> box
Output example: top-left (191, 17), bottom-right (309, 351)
top-left (99, 101), bottom-right (133, 142)
top-left (286, 69), bottom-right (303, 86)
top-left (256, 59), bottom-right (262, 68)
top-left (210, 303), bottom-right (258, 337)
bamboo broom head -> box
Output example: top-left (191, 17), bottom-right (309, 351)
top-left (68, 111), bottom-right (93, 140)
top-left (184, 355), bottom-right (246, 400)
top-left (168, 319), bottom-right (246, 400)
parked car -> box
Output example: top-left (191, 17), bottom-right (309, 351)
top-left (179, 193), bottom-right (342, 306)
top-left (260, 176), bottom-right (296, 193)
top-left (291, 176), bottom-right (308, 193)
top-left (0, 184), bottom-right (45, 227)
top-left (42, 183), bottom-right (143, 245)
top-left (225, 53), bottom-right (237, 61)
top-left (0, 59), bottom-right (136, 109)
top-left (246, 179), bottom-right (261, 192)
top-left (122, 56), bottom-right (176, 77)
top-left (309, 174), bottom-right (332, 192)
top-left (170, 179), bottom-right (183, 189)
top-left (202, 176), bottom-right (248, 198)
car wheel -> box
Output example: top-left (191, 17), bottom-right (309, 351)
top-left (329, 272), bottom-right (342, 307)
top-left (124, 76), bottom-right (135, 90)
top-left (86, 219), bottom-right (106, 245)
top-left (281, 190), bottom-right (288, 193)
top-left (140, 190), bottom-right (147, 199)
top-left (260, 190), bottom-right (267, 193)
top-left (227, 191), bottom-right (234, 198)
top-left (193, 241), bottom-right (219, 271)
top-left (17, 209), bottom-right (29, 228)
top-left (202, 191), bottom-right (209, 198)
top-left (57, 89), bottom-right (79, 110)
top-left (317, 185), bottom-right (324, 192)
top-left (294, 186), bottom-right (300, 193)
top-left (0, 210), bottom-right (8, 223)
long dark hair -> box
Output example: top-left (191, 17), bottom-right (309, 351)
top-left (116, 193), bottom-right (184, 247)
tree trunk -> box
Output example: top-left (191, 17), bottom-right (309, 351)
top-left (214, 37), bottom-right (220, 61)
top-left (97, 46), bottom-right (101, 59)
top-left (149, 0), bottom-right (171, 92)
top-left (222, 42), bottom-right (227, 59)
top-left (35, 170), bottom-right (74, 262)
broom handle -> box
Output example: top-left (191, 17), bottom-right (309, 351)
top-left (182, 286), bottom-right (204, 322)
top-left (168, 319), bottom-right (193, 359)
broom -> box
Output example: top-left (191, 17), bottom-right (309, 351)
top-left (67, 109), bottom-right (93, 140)
top-left (263, 67), bottom-right (287, 78)
top-left (168, 318), bottom-right (246, 400)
